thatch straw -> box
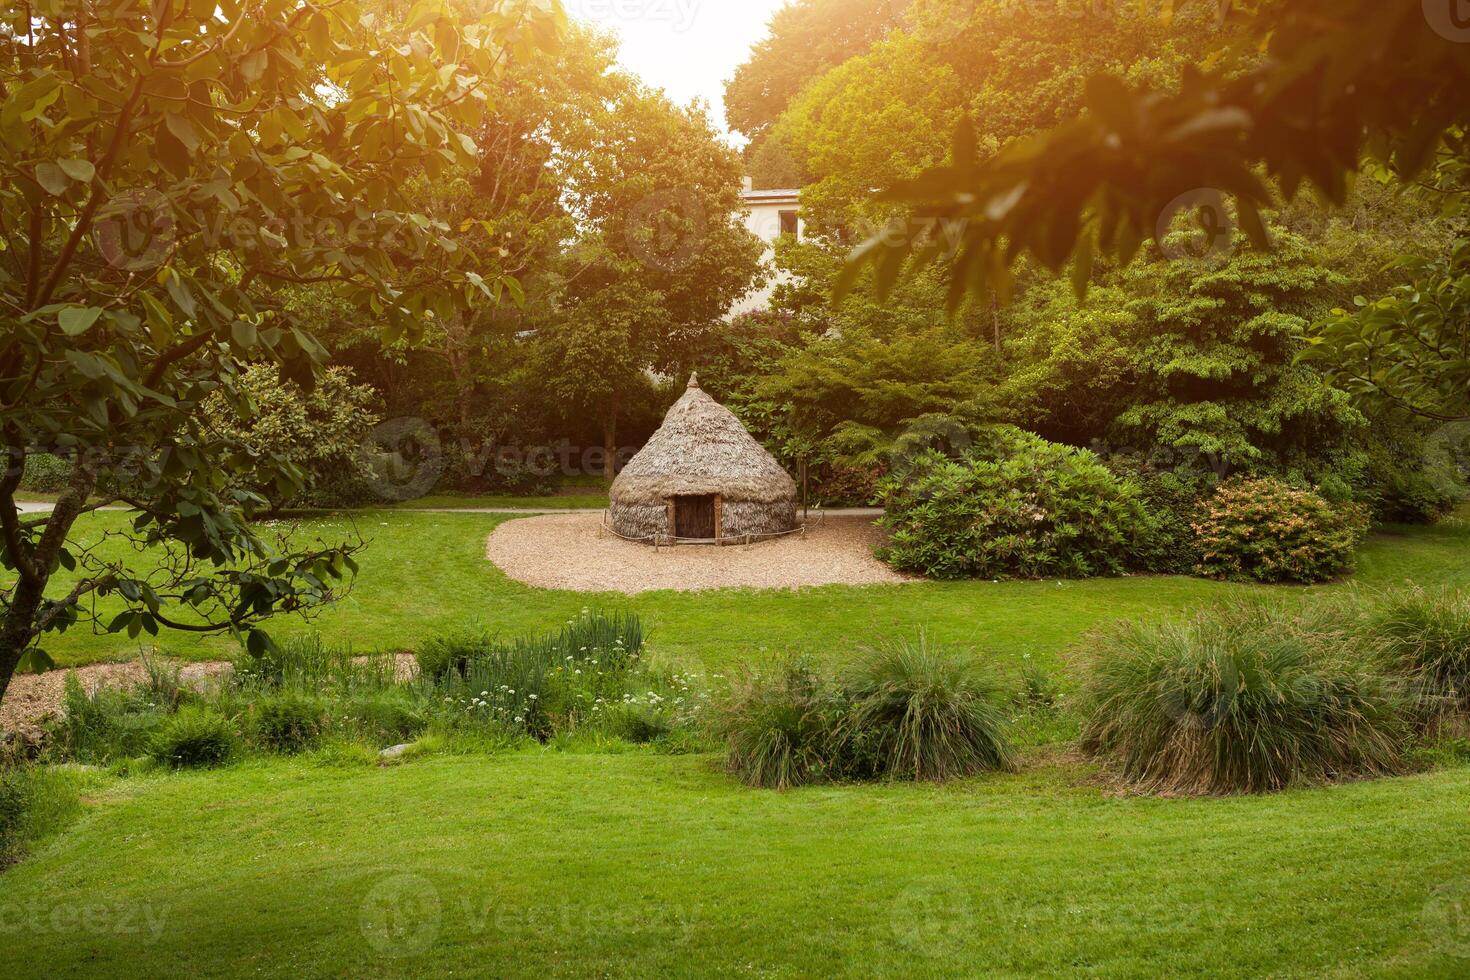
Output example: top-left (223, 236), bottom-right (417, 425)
top-left (610, 375), bottom-right (798, 540)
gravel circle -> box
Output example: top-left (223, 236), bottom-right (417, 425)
top-left (486, 513), bottom-right (918, 594)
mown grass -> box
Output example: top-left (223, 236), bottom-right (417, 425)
top-left (22, 508), bottom-right (1470, 673)
top-left (2, 751), bottom-right (1467, 978)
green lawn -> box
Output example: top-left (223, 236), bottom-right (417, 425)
top-left (4, 751), bottom-right (1468, 978)
top-left (33, 509), bottom-right (1470, 673)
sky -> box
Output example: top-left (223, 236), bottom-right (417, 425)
top-left (567, 0), bottom-right (791, 144)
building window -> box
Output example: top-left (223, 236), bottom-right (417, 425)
top-left (779, 210), bottom-right (799, 239)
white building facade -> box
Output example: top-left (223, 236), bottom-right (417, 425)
top-left (729, 178), bottom-right (803, 317)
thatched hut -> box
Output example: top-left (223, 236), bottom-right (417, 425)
top-left (609, 375), bottom-right (799, 543)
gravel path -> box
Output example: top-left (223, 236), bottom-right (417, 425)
top-left (1, 654), bottom-right (418, 739)
top-left (486, 513), bottom-right (917, 594)
top-left (1, 659), bottom-right (234, 739)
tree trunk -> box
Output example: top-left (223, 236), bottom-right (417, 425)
top-left (602, 413), bottom-right (617, 482)
top-left (0, 459), bottom-right (97, 711)
top-left (0, 576), bottom-right (44, 708)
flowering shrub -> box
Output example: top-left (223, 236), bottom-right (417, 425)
top-left (1193, 477), bottom-right (1369, 584)
top-left (877, 428), bottom-right (1149, 580)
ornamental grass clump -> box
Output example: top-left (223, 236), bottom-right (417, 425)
top-left (1367, 586), bottom-right (1470, 728)
top-left (840, 638), bottom-right (1017, 781)
top-left (1080, 603), bottom-right (1410, 795)
top-left (719, 661), bottom-right (840, 790)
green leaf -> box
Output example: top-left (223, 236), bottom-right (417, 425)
top-left (35, 161), bottom-right (70, 196)
top-left (231, 319), bottom-right (258, 349)
top-left (63, 349), bottom-right (108, 380)
top-left (58, 158), bottom-right (96, 183)
top-left (15, 648), bottom-right (55, 675)
top-left (58, 306), bottom-right (104, 336)
top-left (164, 113), bottom-right (200, 153)
top-left (246, 628), bottom-right (278, 659)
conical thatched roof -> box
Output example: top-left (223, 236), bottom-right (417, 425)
top-left (611, 375), bottom-right (798, 506)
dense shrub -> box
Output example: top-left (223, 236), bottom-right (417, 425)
top-left (148, 707), bottom-right (237, 768)
top-left (250, 695), bottom-right (326, 754)
top-left (840, 640), bottom-right (1017, 781)
top-left (201, 363), bottom-right (382, 511)
top-left (1193, 477), bottom-right (1370, 584)
top-left (1367, 587), bottom-right (1470, 726)
top-left (1356, 417), bottom-right (1459, 525)
top-left (812, 462), bottom-right (885, 507)
top-left (1105, 455), bottom-right (1220, 575)
top-left (19, 452), bottom-right (73, 493)
top-left (719, 661), bottom-right (840, 790)
top-left (877, 429), bottom-right (1149, 580)
top-left (1080, 603), bottom-right (1409, 794)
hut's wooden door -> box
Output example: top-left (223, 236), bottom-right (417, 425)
top-left (673, 495), bottom-right (717, 539)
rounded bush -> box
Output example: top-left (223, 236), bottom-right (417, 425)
top-left (840, 640), bottom-right (1017, 781)
top-left (1080, 603), bottom-right (1409, 795)
top-left (148, 707), bottom-right (237, 769)
top-left (1193, 477), bottom-right (1369, 584)
top-left (878, 428), bottom-right (1149, 580)
top-left (250, 695), bottom-right (325, 754)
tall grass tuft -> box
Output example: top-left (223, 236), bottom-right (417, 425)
top-left (420, 610), bottom-right (645, 739)
top-left (719, 661), bottom-right (837, 790)
top-left (236, 634), bottom-right (398, 693)
top-left (841, 638), bottom-right (1018, 781)
top-left (1080, 603), bottom-right (1410, 795)
top-left (1366, 586), bottom-right (1470, 727)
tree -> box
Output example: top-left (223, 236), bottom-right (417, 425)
top-left (1303, 144), bottom-right (1470, 424)
top-left (535, 89), bottom-right (764, 480)
top-left (0, 0), bottom-right (564, 706)
top-left (724, 0), bottom-right (904, 152)
top-left (840, 0), bottom-right (1470, 309)
top-left (1001, 225), bottom-right (1364, 474)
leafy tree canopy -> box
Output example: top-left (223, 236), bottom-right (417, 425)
top-left (0, 0), bottom-right (564, 703)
